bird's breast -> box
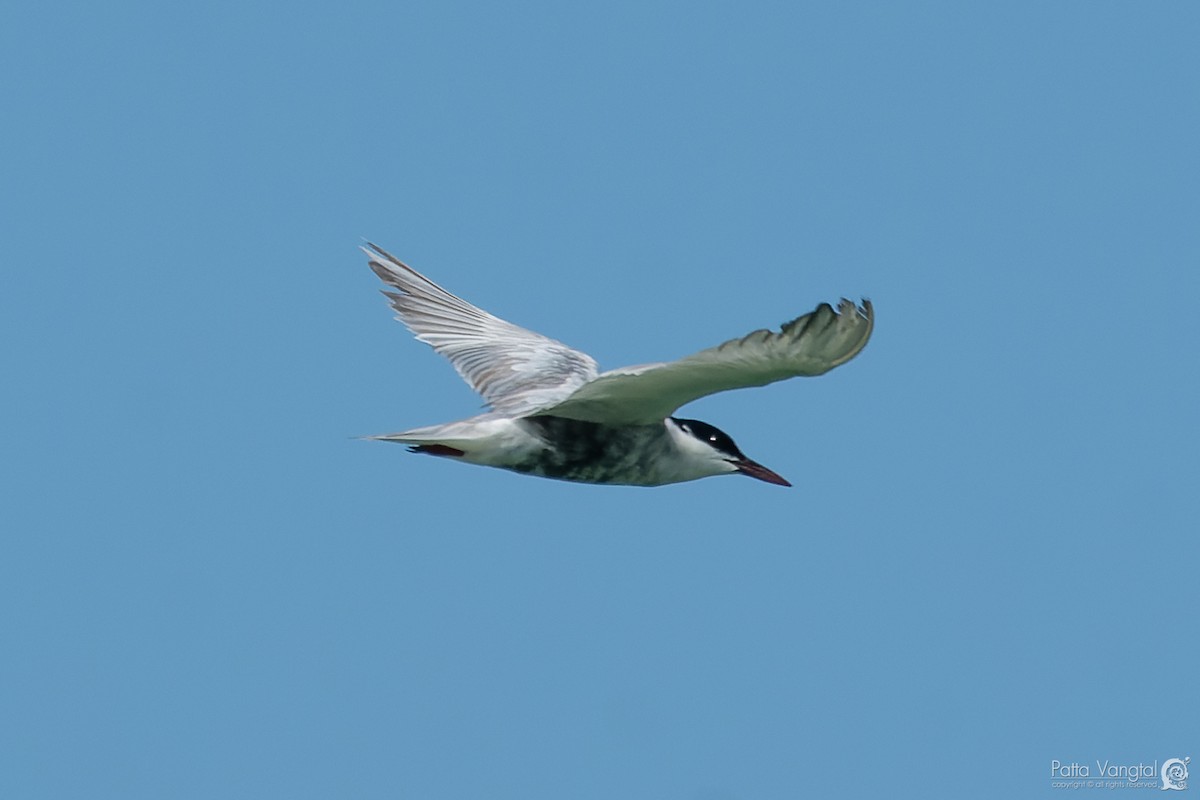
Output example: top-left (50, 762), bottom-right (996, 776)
top-left (510, 417), bottom-right (672, 486)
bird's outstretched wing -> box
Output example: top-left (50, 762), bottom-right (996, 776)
top-left (540, 299), bottom-right (874, 425)
top-left (365, 243), bottom-right (599, 416)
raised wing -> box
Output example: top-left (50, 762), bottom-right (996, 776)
top-left (365, 243), bottom-right (599, 416)
top-left (540, 298), bottom-right (874, 424)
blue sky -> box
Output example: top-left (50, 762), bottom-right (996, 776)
top-left (2, 2), bottom-right (1197, 798)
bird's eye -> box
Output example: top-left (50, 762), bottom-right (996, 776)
top-left (709, 435), bottom-right (718, 442)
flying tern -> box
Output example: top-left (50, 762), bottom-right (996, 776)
top-left (362, 243), bottom-right (873, 487)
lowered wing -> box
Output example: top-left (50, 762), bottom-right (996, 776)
top-left (365, 243), bottom-right (599, 416)
top-left (540, 298), bottom-right (873, 425)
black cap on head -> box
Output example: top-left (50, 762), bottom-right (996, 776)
top-left (670, 417), bottom-right (746, 459)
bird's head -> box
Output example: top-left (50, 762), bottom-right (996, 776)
top-left (667, 417), bottom-right (791, 487)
